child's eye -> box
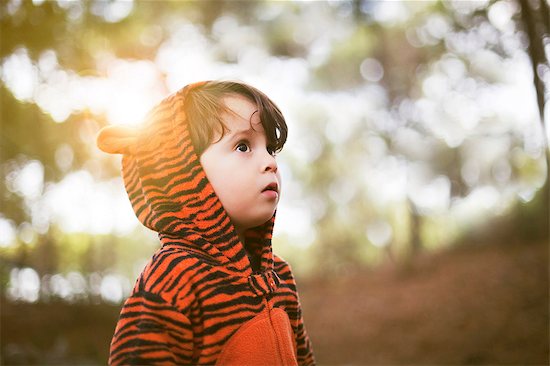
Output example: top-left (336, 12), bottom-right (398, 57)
top-left (236, 142), bottom-right (250, 152)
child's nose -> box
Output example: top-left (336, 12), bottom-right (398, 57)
top-left (262, 152), bottom-right (278, 173)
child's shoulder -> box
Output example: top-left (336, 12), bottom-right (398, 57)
top-left (143, 244), bottom-right (217, 277)
top-left (272, 253), bottom-right (297, 280)
top-left (273, 253), bottom-right (291, 267)
top-left (133, 245), bottom-right (213, 303)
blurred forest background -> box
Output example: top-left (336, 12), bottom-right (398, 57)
top-left (1, 0), bottom-right (548, 364)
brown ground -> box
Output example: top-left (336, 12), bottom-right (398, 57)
top-left (1, 240), bottom-right (548, 365)
top-left (300, 240), bottom-right (549, 365)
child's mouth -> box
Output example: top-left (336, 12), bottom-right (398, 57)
top-left (262, 183), bottom-right (279, 198)
top-left (262, 183), bottom-right (278, 193)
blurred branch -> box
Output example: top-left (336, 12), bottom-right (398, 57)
top-left (517, 0), bottom-right (549, 243)
top-left (518, 0), bottom-right (549, 125)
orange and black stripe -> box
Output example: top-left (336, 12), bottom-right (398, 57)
top-left (99, 82), bottom-right (315, 365)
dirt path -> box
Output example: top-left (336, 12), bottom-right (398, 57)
top-left (300, 241), bottom-right (548, 365)
top-left (1, 241), bottom-right (547, 365)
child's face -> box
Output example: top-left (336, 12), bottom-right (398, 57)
top-left (199, 95), bottom-right (281, 234)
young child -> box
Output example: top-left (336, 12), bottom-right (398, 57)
top-left (97, 81), bottom-right (315, 365)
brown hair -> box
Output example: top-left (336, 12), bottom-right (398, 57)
top-left (184, 81), bottom-right (288, 156)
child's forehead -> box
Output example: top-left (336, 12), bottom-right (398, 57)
top-left (222, 95), bottom-right (258, 118)
top-left (221, 95), bottom-right (262, 131)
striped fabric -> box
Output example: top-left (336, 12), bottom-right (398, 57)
top-left (103, 83), bottom-right (315, 365)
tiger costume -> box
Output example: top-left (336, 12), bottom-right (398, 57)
top-left (97, 82), bottom-right (315, 365)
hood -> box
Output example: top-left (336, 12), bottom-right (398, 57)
top-left (97, 82), bottom-right (275, 276)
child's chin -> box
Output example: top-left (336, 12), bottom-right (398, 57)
top-left (247, 214), bottom-right (276, 229)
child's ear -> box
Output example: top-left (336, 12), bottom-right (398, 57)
top-left (96, 125), bottom-right (139, 155)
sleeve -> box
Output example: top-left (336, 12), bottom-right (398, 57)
top-left (291, 282), bottom-right (316, 366)
top-left (274, 256), bottom-right (316, 366)
top-left (109, 291), bottom-right (194, 365)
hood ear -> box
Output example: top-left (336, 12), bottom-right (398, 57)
top-left (96, 125), bottom-right (139, 155)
